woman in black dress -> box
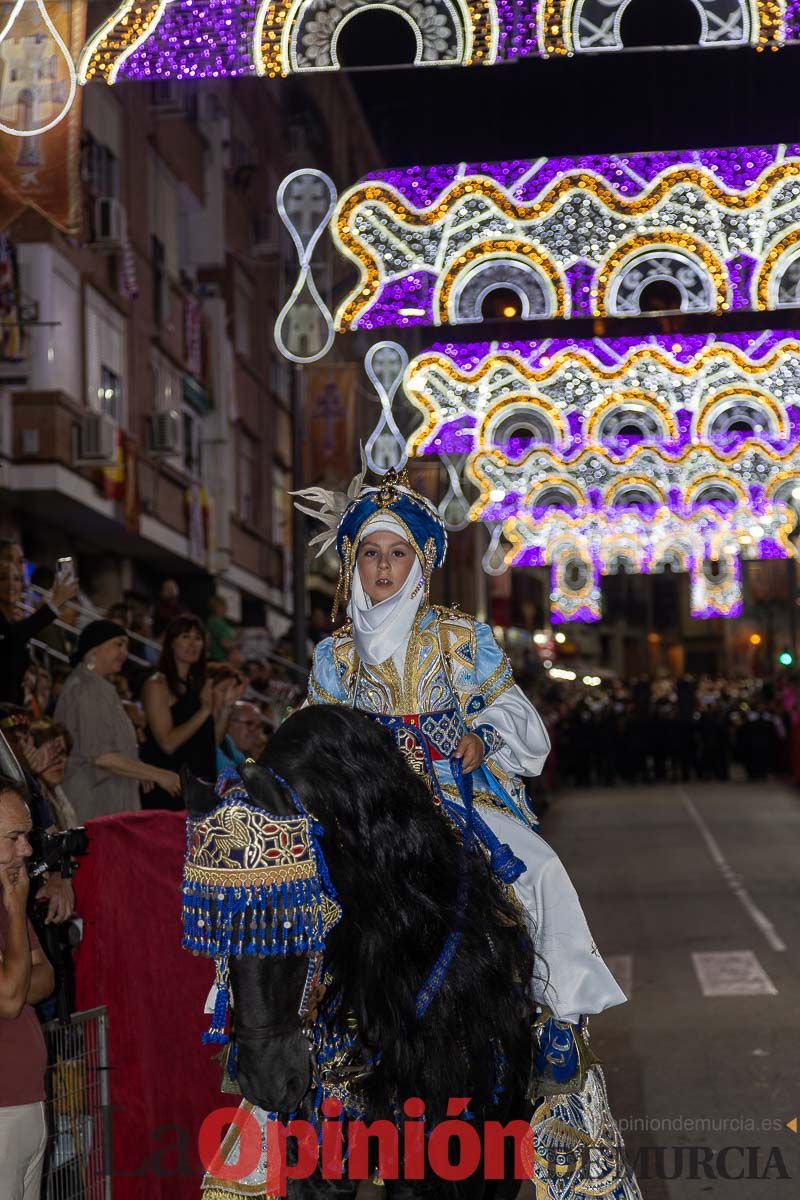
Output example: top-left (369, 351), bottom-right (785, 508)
top-left (140, 615), bottom-right (244, 809)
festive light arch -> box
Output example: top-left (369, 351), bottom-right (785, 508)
top-left (537, 0), bottom-right (773, 57)
top-left (478, 393), bottom-right (568, 452)
top-left (594, 233), bottom-right (729, 316)
top-left (441, 248), bottom-right (565, 325)
top-left (694, 385), bottom-right (789, 439)
top-left (253, 0), bottom-right (499, 76)
top-left (685, 472), bottom-right (750, 508)
top-left (585, 391), bottom-right (679, 444)
top-left (404, 331), bottom-right (800, 622)
top-left (61, 0), bottom-right (798, 90)
top-left (403, 332), bottom-right (800, 460)
top-left (333, 146), bottom-right (800, 332)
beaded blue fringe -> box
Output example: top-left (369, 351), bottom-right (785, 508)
top-left (182, 876), bottom-right (328, 961)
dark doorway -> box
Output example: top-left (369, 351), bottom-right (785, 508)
top-left (619, 0), bottom-right (703, 48)
top-left (335, 10), bottom-right (418, 68)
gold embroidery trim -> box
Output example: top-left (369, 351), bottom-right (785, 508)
top-left (309, 672), bottom-right (341, 706)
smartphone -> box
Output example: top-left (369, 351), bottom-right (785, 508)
top-left (55, 556), bottom-right (75, 586)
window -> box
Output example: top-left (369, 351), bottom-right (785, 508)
top-left (149, 150), bottom-right (179, 290)
top-left (234, 267), bottom-right (253, 359)
top-left (269, 356), bottom-right (290, 403)
top-left (152, 350), bottom-right (180, 413)
top-left (152, 235), bottom-right (167, 327)
top-left (99, 365), bottom-right (122, 420)
top-left (82, 133), bottom-right (118, 197)
top-left (272, 464), bottom-right (290, 549)
top-left (238, 430), bottom-right (258, 523)
top-left (183, 409), bottom-right (200, 477)
top-left (85, 287), bottom-right (126, 424)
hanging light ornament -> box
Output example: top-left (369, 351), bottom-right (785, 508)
top-left (364, 341), bottom-right (408, 475)
top-left (274, 168), bottom-right (337, 365)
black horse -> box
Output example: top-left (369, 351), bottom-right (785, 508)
top-left (185, 705), bottom-right (538, 1198)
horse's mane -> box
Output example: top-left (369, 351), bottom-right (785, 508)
top-left (262, 704), bottom-right (538, 1123)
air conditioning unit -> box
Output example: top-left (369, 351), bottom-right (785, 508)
top-left (75, 412), bottom-right (118, 466)
top-left (149, 409), bottom-right (181, 456)
top-left (92, 197), bottom-right (125, 251)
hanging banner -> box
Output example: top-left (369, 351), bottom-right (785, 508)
top-left (122, 433), bottom-right (140, 534)
top-left (102, 428), bottom-right (125, 501)
top-left (0, 0), bottom-right (86, 235)
top-left (302, 362), bottom-right (357, 490)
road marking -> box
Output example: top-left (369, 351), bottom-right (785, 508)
top-left (679, 788), bottom-right (787, 953)
top-left (604, 954), bottom-right (634, 998)
top-left (692, 950), bottom-right (778, 997)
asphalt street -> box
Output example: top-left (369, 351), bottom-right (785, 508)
top-left (541, 778), bottom-right (800, 1200)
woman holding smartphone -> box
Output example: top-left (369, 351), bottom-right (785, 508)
top-left (0, 542), bottom-right (78, 706)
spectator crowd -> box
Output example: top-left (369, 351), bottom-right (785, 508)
top-left (0, 536), bottom-right (316, 1198)
top-left (0, 540), bottom-right (309, 823)
top-left (5, 532), bottom-right (800, 1199)
top-left (529, 673), bottom-right (800, 791)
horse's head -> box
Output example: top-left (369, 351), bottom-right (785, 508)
top-left (181, 762), bottom-right (340, 1114)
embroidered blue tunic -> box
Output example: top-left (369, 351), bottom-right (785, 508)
top-left (308, 604), bottom-right (550, 829)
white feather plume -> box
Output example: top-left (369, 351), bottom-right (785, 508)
top-left (291, 446), bottom-right (369, 557)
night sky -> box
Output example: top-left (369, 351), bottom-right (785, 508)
top-left (342, 6), bottom-right (800, 169)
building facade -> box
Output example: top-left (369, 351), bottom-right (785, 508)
top-left (0, 72), bottom-right (379, 633)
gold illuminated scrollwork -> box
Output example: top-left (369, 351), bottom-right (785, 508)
top-left (78, 0), bottom-right (168, 84)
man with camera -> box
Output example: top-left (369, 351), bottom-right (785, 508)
top-left (0, 776), bottom-right (55, 1199)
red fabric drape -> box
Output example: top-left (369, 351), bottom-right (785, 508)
top-left (74, 810), bottom-right (223, 1198)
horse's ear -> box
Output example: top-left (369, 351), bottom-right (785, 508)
top-left (239, 760), bottom-right (296, 818)
top-left (181, 766), bottom-right (218, 816)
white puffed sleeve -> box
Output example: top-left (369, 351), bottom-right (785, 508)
top-left (468, 622), bottom-right (551, 778)
top-left (480, 683), bottom-right (551, 778)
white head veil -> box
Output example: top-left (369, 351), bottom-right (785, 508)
top-left (347, 515), bottom-right (425, 666)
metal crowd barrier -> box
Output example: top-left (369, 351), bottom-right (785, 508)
top-left (41, 1007), bottom-right (112, 1200)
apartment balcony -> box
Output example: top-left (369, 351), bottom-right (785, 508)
top-left (11, 390), bottom-right (80, 467)
top-left (1, 390), bottom-right (213, 576)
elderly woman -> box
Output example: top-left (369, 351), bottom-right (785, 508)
top-left (54, 621), bottom-right (181, 821)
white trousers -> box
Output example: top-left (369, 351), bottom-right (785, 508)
top-left (0, 1101), bottom-right (47, 1200)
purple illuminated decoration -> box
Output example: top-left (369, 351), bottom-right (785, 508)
top-left (788, 0), bottom-right (800, 39)
top-left (434, 327), bottom-right (800, 368)
top-left (407, 329), bottom-right (800, 623)
top-left (118, 0), bottom-right (260, 80)
top-left (336, 144), bottom-right (800, 332)
top-left (81, 0), bottom-right (798, 83)
top-left (371, 146), bottom-right (800, 208)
